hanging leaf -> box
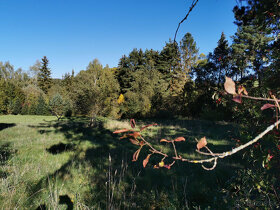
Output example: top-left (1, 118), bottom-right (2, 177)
top-left (253, 81), bottom-right (259, 88)
top-left (128, 132), bottom-right (140, 139)
top-left (164, 164), bottom-right (171, 169)
top-left (224, 77), bottom-right (236, 95)
top-left (261, 104), bottom-right (276, 111)
top-left (132, 148), bottom-right (142, 162)
top-left (130, 119), bottom-right (136, 128)
top-left (113, 129), bottom-right (131, 134)
top-left (243, 88), bottom-right (248, 96)
top-left (159, 161), bottom-right (165, 167)
top-left (238, 86), bottom-right (248, 96)
top-left (120, 134), bottom-right (128, 139)
top-left (174, 137), bottom-right (185, 142)
top-left (143, 154), bottom-right (152, 168)
top-left (197, 137), bottom-right (207, 150)
top-left (140, 123), bottom-right (158, 131)
top-left (232, 95), bottom-right (242, 104)
top-left (129, 139), bottom-right (140, 145)
top-left (160, 139), bottom-right (171, 143)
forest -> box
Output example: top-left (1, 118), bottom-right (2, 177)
top-left (0, 0), bottom-right (280, 209)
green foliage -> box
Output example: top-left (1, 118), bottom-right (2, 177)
top-left (38, 56), bottom-right (52, 93)
top-left (36, 94), bottom-right (50, 115)
top-left (49, 93), bottom-right (65, 120)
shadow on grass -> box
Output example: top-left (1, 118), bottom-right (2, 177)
top-left (28, 117), bottom-right (244, 209)
top-left (0, 143), bottom-right (18, 179)
top-left (0, 123), bottom-right (16, 131)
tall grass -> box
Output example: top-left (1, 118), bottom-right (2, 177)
top-left (0, 115), bottom-right (241, 209)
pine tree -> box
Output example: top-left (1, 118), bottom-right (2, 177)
top-left (210, 32), bottom-right (231, 85)
top-left (180, 32), bottom-right (199, 81)
top-left (38, 56), bottom-right (52, 93)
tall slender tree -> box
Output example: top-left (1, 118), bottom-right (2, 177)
top-left (38, 56), bottom-right (52, 93)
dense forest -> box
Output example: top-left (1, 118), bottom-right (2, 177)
top-left (1, 0), bottom-right (280, 208)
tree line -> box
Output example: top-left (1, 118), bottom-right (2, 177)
top-left (0, 0), bottom-right (279, 123)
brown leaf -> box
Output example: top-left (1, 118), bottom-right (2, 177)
top-left (243, 88), bottom-right (248, 96)
top-left (164, 165), bottom-right (171, 169)
top-left (174, 137), bottom-right (185, 142)
top-left (129, 138), bottom-right (139, 145)
top-left (130, 119), bottom-right (136, 129)
top-left (120, 135), bottom-right (128, 139)
top-left (224, 76), bottom-right (236, 95)
top-left (238, 86), bottom-right (243, 95)
top-left (128, 132), bottom-right (140, 139)
top-left (140, 123), bottom-right (158, 131)
top-left (197, 137), bottom-right (207, 150)
top-left (143, 154), bottom-right (152, 168)
top-left (238, 86), bottom-right (248, 96)
top-left (232, 95), bottom-right (242, 104)
top-left (261, 104), bottom-right (276, 110)
top-left (132, 148), bottom-right (141, 162)
top-left (113, 129), bottom-right (131, 134)
top-left (160, 139), bottom-right (171, 143)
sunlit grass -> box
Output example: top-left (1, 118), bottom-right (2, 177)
top-left (0, 115), bottom-right (242, 209)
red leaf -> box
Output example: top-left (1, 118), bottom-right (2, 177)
top-left (164, 165), bottom-right (171, 169)
top-left (174, 137), bottom-right (185, 142)
top-left (261, 104), bottom-right (276, 111)
top-left (232, 95), bottom-right (242, 104)
top-left (130, 119), bottom-right (136, 129)
top-left (143, 154), bottom-right (151, 168)
top-left (132, 148), bottom-right (141, 162)
top-left (224, 76), bottom-right (236, 95)
top-left (113, 129), bottom-right (131, 134)
top-left (197, 137), bottom-right (207, 150)
top-left (129, 139), bottom-right (139, 145)
top-left (140, 123), bottom-right (158, 131)
top-left (160, 139), bottom-right (171, 143)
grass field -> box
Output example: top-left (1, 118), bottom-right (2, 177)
top-left (0, 115), bottom-right (244, 209)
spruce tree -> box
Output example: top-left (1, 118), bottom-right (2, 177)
top-left (38, 56), bottom-right (52, 93)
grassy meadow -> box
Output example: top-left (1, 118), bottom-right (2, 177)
top-left (0, 115), bottom-right (244, 209)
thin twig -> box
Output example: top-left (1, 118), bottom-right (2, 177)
top-left (241, 94), bottom-right (280, 102)
top-left (174, 0), bottom-right (199, 42)
top-left (171, 141), bottom-right (179, 158)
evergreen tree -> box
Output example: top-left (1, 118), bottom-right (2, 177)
top-left (38, 56), bottom-right (52, 93)
top-left (210, 32), bottom-right (231, 85)
top-left (180, 32), bottom-right (199, 81)
top-left (36, 94), bottom-right (50, 115)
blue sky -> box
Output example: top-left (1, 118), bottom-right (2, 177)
top-left (0, 0), bottom-right (238, 78)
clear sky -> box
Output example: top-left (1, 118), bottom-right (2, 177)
top-left (0, 0), bottom-right (238, 78)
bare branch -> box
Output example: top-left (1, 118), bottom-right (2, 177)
top-left (174, 0), bottom-right (199, 42)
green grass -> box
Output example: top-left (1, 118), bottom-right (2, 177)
top-left (0, 115), bottom-right (244, 209)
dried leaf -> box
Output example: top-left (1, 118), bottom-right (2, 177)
top-left (143, 154), bottom-right (152, 168)
top-left (261, 104), bottom-right (276, 111)
top-left (129, 138), bottom-right (139, 145)
top-left (174, 137), bottom-right (185, 142)
top-left (224, 76), bottom-right (236, 95)
top-left (132, 148), bottom-right (141, 162)
top-left (128, 132), bottom-right (140, 139)
top-left (232, 95), bottom-right (242, 104)
top-left (113, 129), bottom-right (131, 134)
top-left (120, 135), bottom-right (128, 139)
top-left (140, 123), bottom-right (158, 131)
top-left (197, 137), bottom-right (207, 150)
top-left (243, 88), bottom-right (248, 96)
top-left (164, 165), bottom-right (171, 169)
top-left (130, 119), bottom-right (136, 129)
top-left (160, 139), bottom-right (171, 143)
top-left (238, 86), bottom-right (248, 96)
